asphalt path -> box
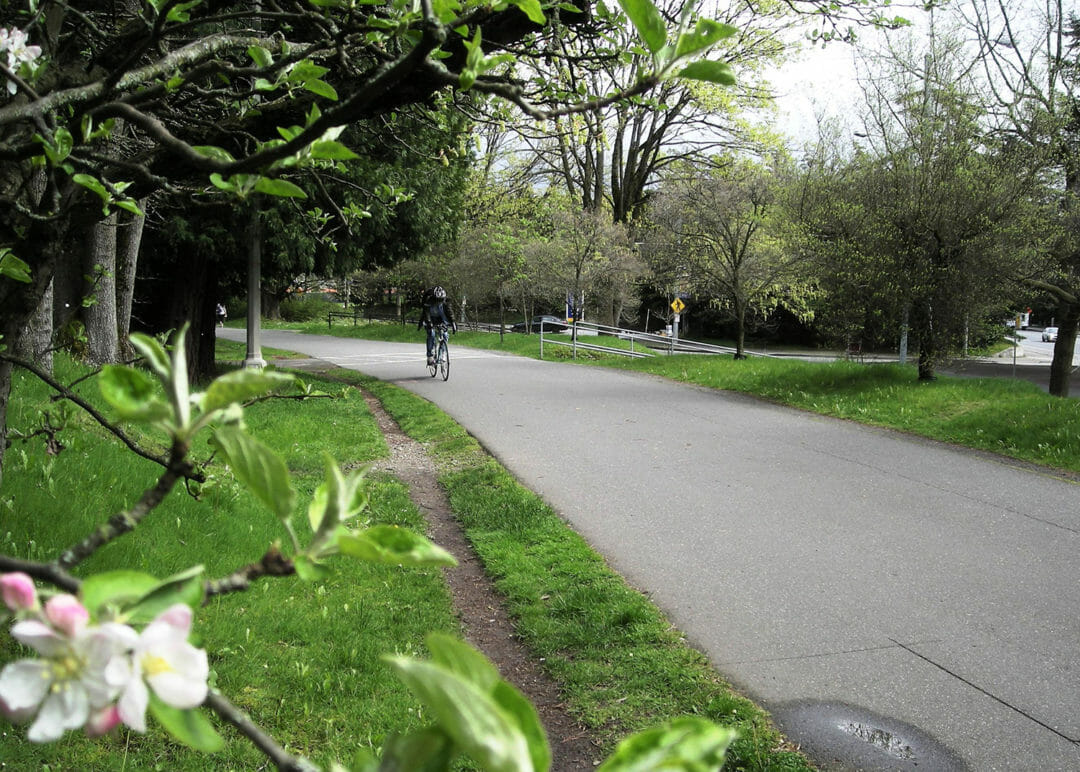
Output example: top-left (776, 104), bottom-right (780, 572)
top-left (223, 329), bottom-right (1080, 771)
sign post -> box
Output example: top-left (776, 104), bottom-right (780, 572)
top-left (670, 298), bottom-right (685, 341)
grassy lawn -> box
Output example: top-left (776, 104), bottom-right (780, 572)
top-left (1, 357), bottom-right (459, 770)
top-left (2, 348), bottom-right (808, 770)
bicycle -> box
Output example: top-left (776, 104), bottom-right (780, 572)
top-left (427, 323), bottom-right (450, 381)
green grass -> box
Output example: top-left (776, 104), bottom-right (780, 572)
top-left (0, 357), bottom-right (459, 770)
top-left (214, 336), bottom-right (309, 363)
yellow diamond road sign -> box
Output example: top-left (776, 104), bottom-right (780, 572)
top-left (671, 298), bottom-right (685, 313)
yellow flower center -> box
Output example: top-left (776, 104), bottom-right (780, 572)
top-left (141, 654), bottom-right (173, 677)
top-left (49, 654), bottom-right (83, 684)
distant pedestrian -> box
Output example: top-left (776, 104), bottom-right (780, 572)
top-left (216, 303), bottom-right (227, 327)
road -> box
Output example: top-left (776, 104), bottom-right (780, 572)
top-left (223, 328), bottom-right (1080, 771)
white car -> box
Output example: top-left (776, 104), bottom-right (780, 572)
top-left (1042, 327), bottom-right (1058, 342)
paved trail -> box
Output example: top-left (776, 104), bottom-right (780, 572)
top-left (227, 329), bottom-right (1080, 771)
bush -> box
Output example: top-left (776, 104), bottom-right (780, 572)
top-left (280, 296), bottom-right (342, 322)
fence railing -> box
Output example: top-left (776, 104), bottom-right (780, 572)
top-left (538, 321), bottom-right (770, 360)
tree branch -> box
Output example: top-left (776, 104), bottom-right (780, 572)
top-left (203, 545), bottom-right (295, 601)
top-left (0, 555), bottom-right (81, 594)
top-left (205, 690), bottom-right (320, 772)
top-left (0, 352), bottom-right (205, 483)
top-left (56, 439), bottom-right (193, 570)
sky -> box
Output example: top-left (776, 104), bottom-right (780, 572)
top-left (767, 40), bottom-right (865, 142)
top-left (762, 7), bottom-right (935, 144)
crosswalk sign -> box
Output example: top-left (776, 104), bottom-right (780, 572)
top-left (671, 298), bottom-right (685, 313)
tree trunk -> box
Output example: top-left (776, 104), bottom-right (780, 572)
top-left (116, 201), bottom-right (147, 361)
top-left (84, 214), bottom-right (119, 366)
top-left (734, 298), bottom-right (746, 359)
top-left (1048, 301), bottom-right (1079, 397)
top-left (14, 280), bottom-right (54, 375)
top-left (12, 169), bottom-right (54, 373)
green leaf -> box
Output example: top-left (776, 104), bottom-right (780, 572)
top-left (209, 173), bottom-right (236, 192)
top-left (385, 657), bottom-right (534, 772)
top-left (124, 565), bottom-right (206, 624)
top-left (306, 456), bottom-right (369, 554)
top-left (73, 173), bottom-right (109, 203)
top-left (616, 0), bottom-right (667, 55)
top-left (80, 571), bottom-right (160, 620)
top-left (254, 177), bottom-right (308, 198)
top-left (492, 681), bottom-right (550, 772)
top-left (98, 365), bottom-right (173, 423)
top-left (378, 728), bottom-right (455, 772)
top-left (248, 45), bottom-right (274, 67)
top-left (466, 29), bottom-right (484, 70)
top-left (675, 59), bottom-right (735, 84)
top-left (148, 694), bottom-right (224, 753)
top-left (54, 128), bottom-right (73, 163)
top-left (0, 251), bottom-right (31, 283)
top-left (200, 369), bottom-right (295, 414)
top-left (193, 145), bottom-right (236, 163)
top-left (509, 0), bottom-right (545, 23)
top-left (210, 425), bottom-right (297, 524)
top-left (674, 19), bottom-right (737, 59)
top-left (309, 140), bottom-right (360, 160)
top-left (459, 69), bottom-right (477, 90)
top-left (289, 60), bottom-right (331, 83)
top-left (116, 199), bottom-right (145, 217)
top-left (129, 332), bottom-right (171, 383)
top-left (338, 525), bottom-right (457, 567)
top-left (166, 0), bottom-right (203, 22)
top-left (424, 634), bottom-right (549, 772)
top-left (294, 554), bottom-right (332, 582)
top-left (303, 79), bottom-right (339, 100)
top-left (170, 325), bottom-right (191, 429)
top-left (596, 717), bottom-right (736, 771)
top-left (427, 633), bottom-right (501, 691)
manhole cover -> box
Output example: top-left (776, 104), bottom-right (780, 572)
top-left (771, 700), bottom-right (968, 771)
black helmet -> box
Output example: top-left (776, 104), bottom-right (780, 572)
top-left (432, 286), bottom-right (446, 299)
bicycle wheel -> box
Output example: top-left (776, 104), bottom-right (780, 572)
top-left (427, 350), bottom-right (437, 378)
top-left (439, 340), bottom-right (450, 381)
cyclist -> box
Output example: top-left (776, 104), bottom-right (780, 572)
top-left (417, 285), bottom-right (457, 366)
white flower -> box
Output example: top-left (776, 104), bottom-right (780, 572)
top-left (0, 615), bottom-right (135, 742)
top-left (0, 26), bottom-right (42, 95)
top-left (114, 604), bottom-right (209, 732)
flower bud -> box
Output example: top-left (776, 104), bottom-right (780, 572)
top-left (85, 705), bottom-right (122, 737)
top-left (1, 572), bottom-right (38, 611)
top-left (44, 594), bottom-right (89, 637)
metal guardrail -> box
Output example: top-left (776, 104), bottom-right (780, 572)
top-left (539, 321), bottom-right (768, 360)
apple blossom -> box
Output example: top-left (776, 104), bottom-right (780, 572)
top-left (114, 604), bottom-right (209, 732)
top-left (1, 572), bottom-right (37, 612)
top-left (0, 27), bottom-right (42, 95)
top-left (0, 615), bottom-right (135, 742)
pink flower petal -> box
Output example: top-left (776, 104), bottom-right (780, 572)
top-left (1, 572), bottom-right (37, 611)
top-left (44, 595), bottom-right (88, 637)
top-left (85, 705), bottom-right (122, 737)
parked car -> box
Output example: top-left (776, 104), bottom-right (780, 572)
top-left (1042, 327), bottom-right (1058, 342)
top-left (511, 315), bottom-right (570, 333)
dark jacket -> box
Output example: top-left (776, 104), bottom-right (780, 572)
top-left (418, 291), bottom-right (455, 329)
